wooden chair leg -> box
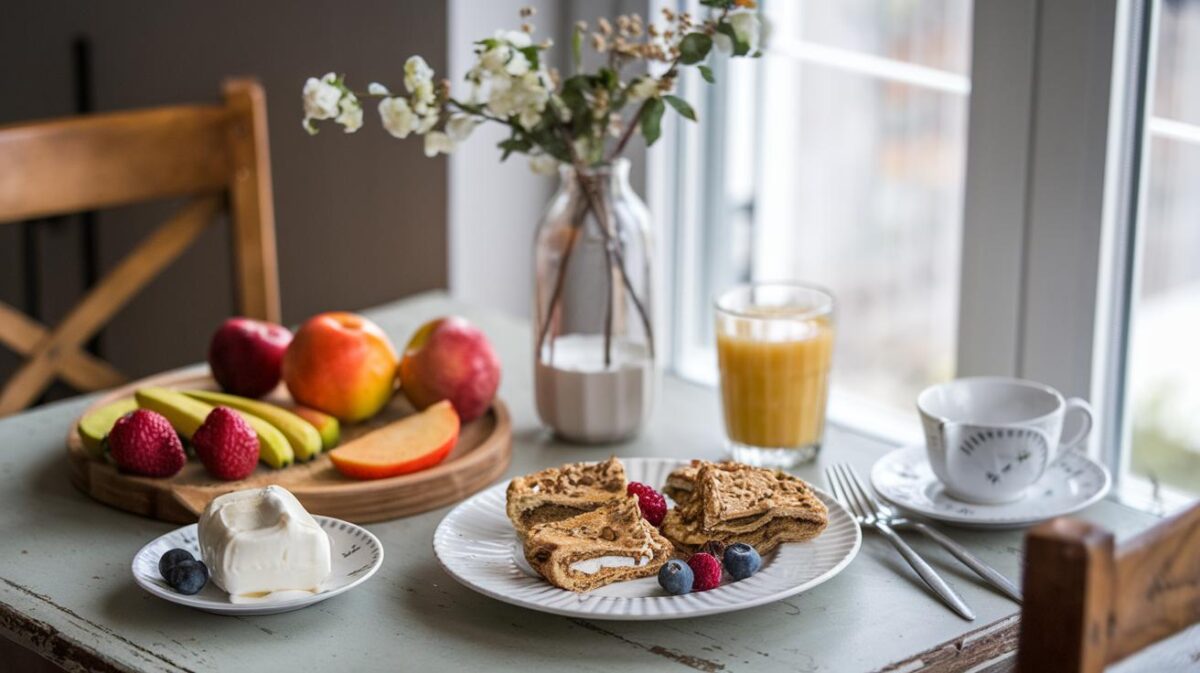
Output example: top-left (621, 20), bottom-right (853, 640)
top-left (1017, 518), bottom-right (1115, 673)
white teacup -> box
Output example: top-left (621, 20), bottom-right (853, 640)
top-left (917, 377), bottom-right (1093, 504)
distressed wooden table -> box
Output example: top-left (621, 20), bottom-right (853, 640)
top-left (0, 292), bottom-right (1178, 672)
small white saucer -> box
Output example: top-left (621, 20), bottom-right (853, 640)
top-left (870, 446), bottom-right (1111, 529)
top-left (132, 515), bottom-right (383, 616)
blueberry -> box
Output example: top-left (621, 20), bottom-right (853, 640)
top-left (158, 548), bottom-right (194, 578)
top-left (164, 560), bottom-right (209, 595)
top-left (723, 543), bottom-right (763, 580)
top-left (658, 559), bottom-right (694, 595)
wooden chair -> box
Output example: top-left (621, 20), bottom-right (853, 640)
top-left (1017, 501), bottom-right (1200, 672)
top-left (0, 79), bottom-right (280, 415)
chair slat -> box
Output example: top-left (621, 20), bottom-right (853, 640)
top-left (0, 106), bottom-right (233, 223)
top-left (1110, 504), bottom-right (1200, 662)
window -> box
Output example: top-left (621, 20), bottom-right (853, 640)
top-left (1126, 0), bottom-right (1200, 496)
top-left (659, 0), bottom-right (1199, 507)
top-left (665, 1), bottom-right (973, 425)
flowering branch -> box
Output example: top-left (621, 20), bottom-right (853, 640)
top-left (301, 1), bottom-right (762, 173)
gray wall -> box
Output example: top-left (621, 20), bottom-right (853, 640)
top-left (0, 0), bottom-right (449, 393)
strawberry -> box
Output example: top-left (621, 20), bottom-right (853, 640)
top-left (193, 407), bottom-right (260, 481)
top-left (627, 481), bottom-right (667, 526)
top-left (108, 410), bottom-right (186, 478)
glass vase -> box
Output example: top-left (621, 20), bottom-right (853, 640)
top-left (533, 158), bottom-right (657, 443)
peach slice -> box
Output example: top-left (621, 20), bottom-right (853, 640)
top-left (328, 401), bottom-right (459, 480)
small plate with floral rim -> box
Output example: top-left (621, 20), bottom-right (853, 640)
top-left (871, 446), bottom-right (1111, 529)
top-left (132, 515), bottom-right (383, 616)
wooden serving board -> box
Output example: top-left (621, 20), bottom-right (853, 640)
top-left (66, 366), bottom-right (512, 524)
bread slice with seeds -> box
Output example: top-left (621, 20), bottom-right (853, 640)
top-left (522, 494), bottom-right (672, 592)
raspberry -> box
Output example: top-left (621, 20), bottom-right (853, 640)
top-left (108, 410), bottom-right (186, 478)
top-left (688, 552), bottom-right (723, 592)
top-left (193, 407), bottom-right (260, 481)
top-left (627, 482), bottom-right (667, 526)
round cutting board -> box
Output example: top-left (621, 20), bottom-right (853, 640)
top-left (67, 366), bottom-right (512, 524)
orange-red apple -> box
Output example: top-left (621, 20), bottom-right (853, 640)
top-left (282, 312), bottom-right (398, 423)
top-left (399, 317), bottom-right (500, 423)
top-left (328, 400), bottom-right (459, 479)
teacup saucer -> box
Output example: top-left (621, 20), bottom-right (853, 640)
top-left (870, 446), bottom-right (1111, 529)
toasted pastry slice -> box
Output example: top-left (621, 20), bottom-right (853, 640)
top-left (659, 462), bottom-right (829, 553)
top-left (506, 457), bottom-right (627, 537)
top-left (523, 495), bottom-right (672, 592)
top-left (660, 508), bottom-right (826, 554)
top-left (693, 462), bottom-right (828, 535)
top-left (662, 460), bottom-right (705, 507)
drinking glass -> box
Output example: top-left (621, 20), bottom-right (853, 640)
top-left (715, 282), bottom-right (836, 467)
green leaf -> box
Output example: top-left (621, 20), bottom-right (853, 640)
top-left (699, 0), bottom-right (734, 7)
top-left (640, 97), bottom-right (666, 146)
top-left (518, 46), bottom-right (540, 71)
top-left (663, 95), bottom-right (697, 122)
top-left (716, 22), bottom-right (751, 57)
top-left (678, 33), bottom-right (713, 65)
top-left (474, 38), bottom-right (500, 50)
top-left (596, 68), bottom-right (619, 91)
top-left (498, 136), bottom-right (533, 161)
top-left (698, 65), bottom-right (715, 83)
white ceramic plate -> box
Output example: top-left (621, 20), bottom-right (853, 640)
top-left (132, 515), bottom-right (383, 615)
top-left (433, 457), bottom-right (861, 620)
top-left (871, 446), bottom-right (1111, 529)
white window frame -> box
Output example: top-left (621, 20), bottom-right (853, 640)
top-left (653, 0), bottom-right (1191, 509)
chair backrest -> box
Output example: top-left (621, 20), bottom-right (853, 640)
top-left (0, 79), bottom-right (280, 415)
top-left (1017, 501), bottom-right (1200, 672)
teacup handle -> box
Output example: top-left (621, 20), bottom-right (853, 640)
top-left (1060, 397), bottom-right (1094, 451)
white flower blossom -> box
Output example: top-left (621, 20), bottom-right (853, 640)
top-left (529, 154), bottom-right (558, 175)
top-left (496, 29), bottom-right (532, 49)
top-left (479, 45), bottom-right (512, 75)
top-left (411, 80), bottom-right (437, 115)
top-left (367, 82), bottom-right (390, 96)
top-left (445, 113), bottom-right (478, 142)
top-left (336, 94), bottom-right (363, 133)
top-left (487, 71), bottom-right (548, 130)
top-left (627, 77), bottom-right (659, 101)
top-left (730, 12), bottom-right (762, 53)
top-left (378, 97), bottom-right (418, 138)
top-left (404, 55), bottom-right (435, 94)
top-left (713, 32), bottom-right (733, 55)
top-left (417, 112), bottom-right (439, 134)
top-left (303, 73), bottom-right (342, 122)
top-left (424, 131), bottom-right (456, 157)
top-left (505, 51), bottom-right (531, 76)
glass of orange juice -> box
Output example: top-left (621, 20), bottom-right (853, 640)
top-left (715, 282), bottom-right (835, 467)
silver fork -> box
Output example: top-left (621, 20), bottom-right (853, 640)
top-left (826, 463), bottom-right (975, 620)
top-left (844, 467), bottom-right (1023, 603)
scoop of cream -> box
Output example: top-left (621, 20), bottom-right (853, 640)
top-left (198, 485), bottom-right (332, 603)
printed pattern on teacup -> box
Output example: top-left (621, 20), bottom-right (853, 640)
top-left (957, 427), bottom-right (1049, 486)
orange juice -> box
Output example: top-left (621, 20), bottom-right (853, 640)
top-left (715, 284), bottom-right (835, 464)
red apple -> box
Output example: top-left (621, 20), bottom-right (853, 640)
top-left (399, 316), bottom-right (500, 423)
top-left (208, 318), bottom-right (292, 398)
top-left (283, 312), bottom-right (398, 423)
top-left (329, 400), bottom-right (459, 479)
